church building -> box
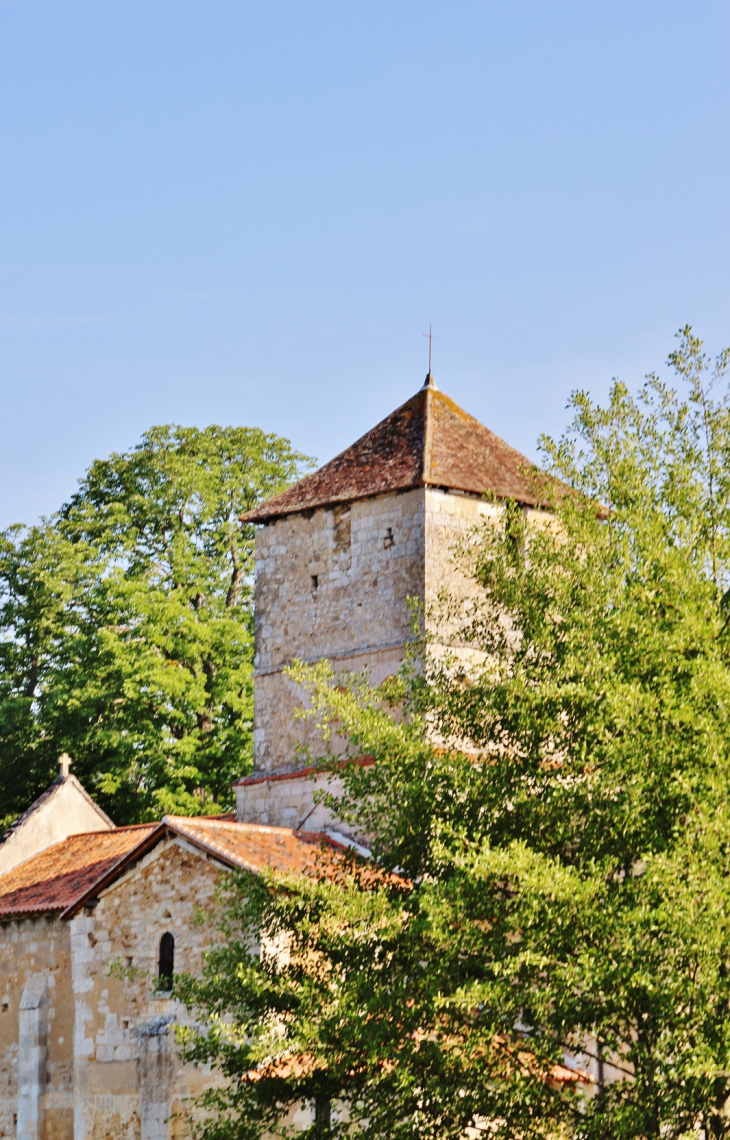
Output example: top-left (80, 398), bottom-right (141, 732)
top-left (0, 373), bottom-right (545, 1140)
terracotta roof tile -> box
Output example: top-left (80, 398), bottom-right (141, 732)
top-left (164, 816), bottom-right (342, 877)
top-left (242, 381), bottom-right (551, 523)
top-left (0, 825), bottom-right (159, 918)
top-left (0, 816), bottom-right (369, 921)
top-left (243, 1040), bottom-right (591, 1089)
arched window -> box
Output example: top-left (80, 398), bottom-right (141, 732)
top-left (158, 932), bottom-right (175, 989)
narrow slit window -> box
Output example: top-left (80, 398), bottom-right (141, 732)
top-left (311, 574), bottom-right (319, 590)
top-left (158, 932), bottom-right (175, 989)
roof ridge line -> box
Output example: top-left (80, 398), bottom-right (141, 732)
top-left (166, 814), bottom-right (313, 836)
top-left (421, 384), bottom-right (435, 485)
top-left (71, 821), bottom-right (157, 839)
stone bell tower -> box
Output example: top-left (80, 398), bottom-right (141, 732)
top-left (234, 373), bottom-right (547, 830)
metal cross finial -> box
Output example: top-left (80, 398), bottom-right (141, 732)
top-left (422, 324), bottom-right (438, 375)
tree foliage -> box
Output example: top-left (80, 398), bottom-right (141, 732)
top-left (179, 329), bottom-right (730, 1139)
top-left (0, 424), bottom-right (311, 827)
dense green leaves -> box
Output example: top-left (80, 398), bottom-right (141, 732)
top-left (179, 330), bottom-right (730, 1138)
top-left (0, 424), bottom-right (311, 827)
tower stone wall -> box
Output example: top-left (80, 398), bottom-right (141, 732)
top-left (236, 485), bottom-right (510, 831)
top-left (236, 378), bottom-right (549, 831)
top-left (251, 487), bottom-right (426, 776)
top-left (424, 486), bottom-right (497, 617)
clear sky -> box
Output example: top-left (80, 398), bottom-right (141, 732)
top-left (1, 0), bottom-right (729, 527)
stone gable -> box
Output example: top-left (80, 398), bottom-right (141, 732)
top-left (0, 773), bottom-right (114, 878)
top-left (71, 837), bottom-right (225, 1140)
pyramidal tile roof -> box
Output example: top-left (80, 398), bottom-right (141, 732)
top-left (242, 376), bottom-right (550, 523)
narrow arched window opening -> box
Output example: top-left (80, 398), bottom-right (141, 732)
top-left (158, 932), bottom-right (175, 990)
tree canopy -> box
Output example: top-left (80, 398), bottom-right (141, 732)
top-left (178, 329), bottom-right (730, 1139)
top-left (0, 423), bottom-right (312, 828)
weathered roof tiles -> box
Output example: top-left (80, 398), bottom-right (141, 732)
top-left (242, 378), bottom-right (551, 524)
top-left (0, 824), bottom-right (159, 919)
top-left (0, 817), bottom-right (348, 920)
top-left (162, 816), bottom-right (344, 878)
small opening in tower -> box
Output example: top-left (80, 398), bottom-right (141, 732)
top-left (311, 574), bottom-right (319, 590)
top-left (158, 932), bottom-right (175, 990)
top-left (384, 527), bottom-right (394, 549)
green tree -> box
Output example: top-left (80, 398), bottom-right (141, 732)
top-left (0, 424), bottom-right (312, 828)
top-left (179, 329), bottom-right (730, 1139)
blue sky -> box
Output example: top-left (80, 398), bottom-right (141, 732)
top-left (1, 0), bottom-right (729, 527)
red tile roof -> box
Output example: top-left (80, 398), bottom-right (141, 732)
top-left (242, 380), bottom-right (552, 523)
top-left (244, 1040), bottom-right (591, 1089)
top-left (0, 817), bottom-right (349, 921)
top-left (0, 825), bottom-right (160, 919)
top-left (163, 816), bottom-right (343, 877)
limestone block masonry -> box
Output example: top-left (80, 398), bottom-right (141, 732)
top-left (18, 974), bottom-right (48, 1140)
top-left (245, 479), bottom-right (550, 831)
top-left (252, 488), bottom-right (426, 775)
top-left (71, 838), bottom-right (224, 1140)
top-left (235, 767), bottom-right (347, 830)
top-left (0, 917), bottom-right (74, 1140)
top-left (251, 485), bottom-right (505, 768)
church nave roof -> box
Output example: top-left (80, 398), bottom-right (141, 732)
top-left (0, 815), bottom-right (352, 921)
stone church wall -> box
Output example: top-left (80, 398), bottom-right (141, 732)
top-left (0, 916), bottom-right (74, 1140)
top-left (235, 767), bottom-right (347, 830)
top-left (71, 837), bottom-right (225, 1140)
top-left (252, 488), bottom-right (426, 774)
